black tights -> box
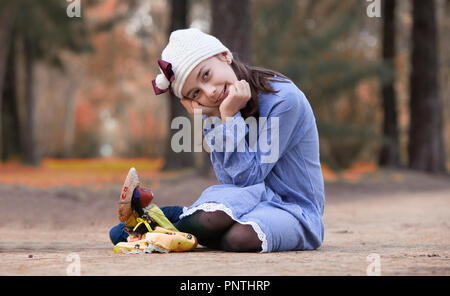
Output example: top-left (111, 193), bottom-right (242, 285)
top-left (174, 210), bottom-right (262, 252)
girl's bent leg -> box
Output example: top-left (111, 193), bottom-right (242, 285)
top-left (174, 210), bottom-right (234, 248)
top-left (220, 223), bottom-right (262, 252)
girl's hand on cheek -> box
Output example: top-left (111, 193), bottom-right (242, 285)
top-left (219, 80), bottom-right (251, 122)
top-left (180, 98), bottom-right (220, 117)
top-left (192, 100), bottom-right (220, 117)
top-left (180, 98), bottom-right (195, 115)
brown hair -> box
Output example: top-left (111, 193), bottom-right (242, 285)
top-left (230, 57), bottom-right (289, 119)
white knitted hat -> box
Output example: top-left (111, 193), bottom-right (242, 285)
top-left (152, 28), bottom-right (233, 99)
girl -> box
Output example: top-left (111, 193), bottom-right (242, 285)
top-left (110, 28), bottom-right (325, 253)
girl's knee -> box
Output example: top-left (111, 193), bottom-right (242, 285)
top-left (196, 210), bottom-right (234, 231)
top-left (175, 210), bottom-right (234, 247)
top-left (220, 223), bottom-right (262, 252)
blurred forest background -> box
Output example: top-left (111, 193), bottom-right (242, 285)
top-left (0, 0), bottom-right (448, 183)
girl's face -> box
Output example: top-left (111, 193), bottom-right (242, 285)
top-left (181, 52), bottom-right (238, 107)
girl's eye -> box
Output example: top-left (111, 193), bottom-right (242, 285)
top-left (192, 90), bottom-right (200, 99)
top-left (202, 71), bottom-right (209, 80)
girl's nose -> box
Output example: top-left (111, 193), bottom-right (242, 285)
top-left (204, 84), bottom-right (217, 100)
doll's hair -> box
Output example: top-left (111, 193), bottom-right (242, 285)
top-left (230, 56), bottom-right (289, 119)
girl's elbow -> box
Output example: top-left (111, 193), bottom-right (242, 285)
top-left (231, 169), bottom-right (264, 187)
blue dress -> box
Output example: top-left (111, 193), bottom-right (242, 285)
top-left (179, 77), bottom-right (325, 252)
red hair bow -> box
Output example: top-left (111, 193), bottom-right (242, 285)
top-left (152, 59), bottom-right (175, 96)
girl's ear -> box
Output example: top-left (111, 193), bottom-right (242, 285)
top-left (218, 51), bottom-right (232, 64)
top-left (225, 52), bottom-right (232, 64)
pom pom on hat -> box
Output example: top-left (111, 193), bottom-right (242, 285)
top-left (155, 73), bottom-right (170, 90)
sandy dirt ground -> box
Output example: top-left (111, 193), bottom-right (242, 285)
top-left (0, 168), bottom-right (449, 276)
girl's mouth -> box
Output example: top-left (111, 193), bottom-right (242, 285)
top-left (217, 84), bottom-right (228, 103)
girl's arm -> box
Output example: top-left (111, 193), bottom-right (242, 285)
top-left (203, 90), bottom-right (313, 187)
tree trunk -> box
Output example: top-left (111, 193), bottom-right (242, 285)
top-left (378, 0), bottom-right (400, 167)
top-left (1, 41), bottom-right (22, 161)
top-left (408, 0), bottom-right (446, 173)
top-left (0, 1), bottom-right (15, 161)
top-left (211, 0), bottom-right (251, 64)
top-left (163, 0), bottom-right (195, 170)
top-left (23, 36), bottom-right (38, 166)
top-left (63, 79), bottom-right (79, 158)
